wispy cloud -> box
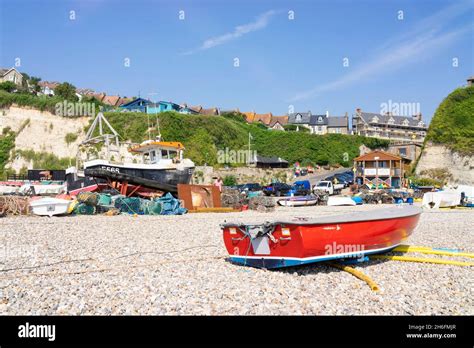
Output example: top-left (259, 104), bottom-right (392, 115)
top-left (288, 2), bottom-right (473, 102)
top-left (182, 10), bottom-right (278, 55)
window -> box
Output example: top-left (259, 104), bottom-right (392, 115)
top-left (318, 116), bottom-right (323, 123)
top-left (161, 149), bottom-right (168, 159)
top-left (317, 126), bottom-right (322, 132)
top-left (295, 114), bottom-right (302, 122)
top-left (388, 117), bottom-right (395, 124)
top-left (399, 148), bottom-right (407, 156)
top-left (402, 119), bottom-right (409, 126)
top-left (150, 151), bottom-right (156, 161)
top-left (169, 151), bottom-right (177, 159)
top-left (418, 121), bottom-right (424, 127)
top-left (371, 116), bottom-right (379, 123)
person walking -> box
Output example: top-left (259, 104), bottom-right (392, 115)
top-left (214, 177), bottom-right (223, 193)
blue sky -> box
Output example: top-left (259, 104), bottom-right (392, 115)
top-left (1, 0), bottom-right (472, 122)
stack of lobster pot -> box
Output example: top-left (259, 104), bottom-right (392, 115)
top-left (248, 196), bottom-right (275, 213)
top-left (221, 189), bottom-right (244, 209)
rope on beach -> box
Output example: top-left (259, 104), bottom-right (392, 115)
top-left (0, 196), bottom-right (30, 216)
top-left (370, 255), bottom-right (474, 267)
top-left (393, 245), bottom-right (474, 258)
top-left (0, 255), bottom-right (227, 281)
top-left (329, 262), bottom-right (380, 292)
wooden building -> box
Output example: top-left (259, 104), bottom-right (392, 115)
top-left (353, 150), bottom-right (410, 188)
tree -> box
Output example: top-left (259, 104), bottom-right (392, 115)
top-left (184, 129), bottom-right (217, 165)
top-left (0, 81), bottom-right (16, 93)
top-left (54, 82), bottom-right (78, 101)
top-left (28, 76), bottom-right (42, 93)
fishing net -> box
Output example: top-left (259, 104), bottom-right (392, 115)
top-left (114, 197), bottom-right (144, 214)
top-left (142, 200), bottom-right (163, 215)
top-left (249, 196), bottom-right (275, 212)
top-left (97, 194), bottom-right (112, 206)
top-left (0, 196), bottom-right (30, 216)
top-left (73, 203), bottom-right (96, 215)
top-left (76, 192), bottom-right (99, 206)
top-left (155, 193), bottom-right (187, 215)
top-left (221, 192), bottom-right (242, 209)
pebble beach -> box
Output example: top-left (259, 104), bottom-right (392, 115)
top-left (0, 204), bottom-right (472, 315)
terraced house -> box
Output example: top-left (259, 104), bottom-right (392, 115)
top-left (352, 108), bottom-right (428, 144)
top-left (288, 111), bottom-right (349, 134)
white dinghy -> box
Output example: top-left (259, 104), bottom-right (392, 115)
top-left (422, 191), bottom-right (461, 209)
top-left (327, 195), bottom-right (356, 206)
top-left (30, 198), bottom-right (72, 217)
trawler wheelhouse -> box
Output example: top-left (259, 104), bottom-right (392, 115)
top-left (129, 140), bottom-right (185, 165)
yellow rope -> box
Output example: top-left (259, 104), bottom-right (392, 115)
top-left (370, 255), bottom-right (474, 267)
top-left (394, 245), bottom-right (474, 258)
top-left (329, 263), bottom-right (380, 292)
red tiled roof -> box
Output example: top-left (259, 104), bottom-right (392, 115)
top-left (242, 112), bottom-right (256, 123)
top-left (354, 150), bottom-right (402, 162)
top-left (269, 115), bottom-right (289, 127)
top-left (200, 107), bottom-right (219, 115)
top-left (38, 81), bottom-right (60, 89)
top-left (102, 95), bottom-right (121, 106)
top-left (254, 113), bottom-right (273, 125)
top-left (92, 93), bottom-right (106, 102)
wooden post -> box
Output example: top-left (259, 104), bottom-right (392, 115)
top-left (375, 159), bottom-right (378, 187)
top-left (363, 160), bottom-right (366, 185)
top-left (389, 160), bottom-right (392, 188)
top-left (400, 159), bottom-right (403, 188)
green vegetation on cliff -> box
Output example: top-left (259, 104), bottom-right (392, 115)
top-left (13, 149), bottom-right (74, 170)
top-left (98, 111), bottom-right (388, 166)
top-left (425, 85), bottom-right (474, 155)
top-left (0, 127), bottom-right (16, 177)
top-left (0, 90), bottom-right (105, 115)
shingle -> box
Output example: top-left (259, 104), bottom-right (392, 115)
top-left (309, 115), bottom-right (327, 125)
top-left (288, 112), bottom-right (311, 124)
top-left (327, 116), bottom-right (347, 127)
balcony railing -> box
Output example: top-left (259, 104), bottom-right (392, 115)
top-left (356, 168), bottom-right (402, 177)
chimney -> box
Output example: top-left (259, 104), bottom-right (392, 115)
top-left (467, 76), bottom-right (474, 87)
top-left (326, 110), bottom-right (329, 117)
top-left (412, 113), bottom-right (422, 121)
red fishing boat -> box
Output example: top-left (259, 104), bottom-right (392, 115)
top-left (221, 206), bottom-right (422, 269)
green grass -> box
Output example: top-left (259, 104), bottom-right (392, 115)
top-left (96, 111), bottom-right (388, 166)
top-left (0, 90), bottom-right (106, 116)
top-left (0, 128), bottom-right (16, 177)
top-left (14, 149), bottom-right (74, 170)
top-left (65, 132), bottom-right (78, 144)
top-left (425, 85), bottom-right (474, 155)
top-left (0, 90), bottom-right (63, 113)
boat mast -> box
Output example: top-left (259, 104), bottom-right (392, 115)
top-left (79, 111), bottom-right (121, 166)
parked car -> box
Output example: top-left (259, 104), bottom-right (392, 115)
top-left (240, 183), bottom-right (263, 192)
top-left (289, 180), bottom-right (311, 196)
top-left (313, 180), bottom-right (344, 195)
top-left (334, 174), bottom-right (353, 188)
top-left (263, 182), bottom-right (292, 196)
